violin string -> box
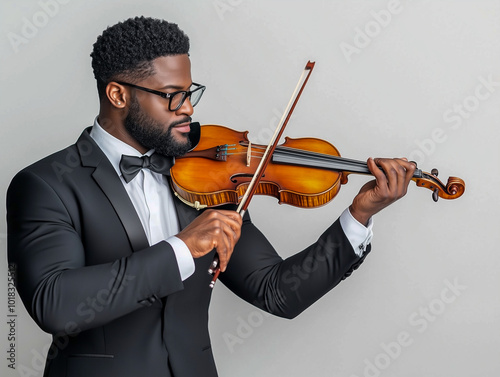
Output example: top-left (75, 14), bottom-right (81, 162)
top-left (246, 146), bottom-right (420, 178)
top-left (273, 148), bottom-right (371, 174)
top-left (238, 143), bottom-right (368, 165)
top-left (222, 143), bottom-right (371, 174)
top-left (271, 144), bottom-right (369, 167)
top-left (223, 145), bottom-right (367, 166)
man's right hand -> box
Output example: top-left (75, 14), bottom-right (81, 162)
top-left (176, 210), bottom-right (242, 272)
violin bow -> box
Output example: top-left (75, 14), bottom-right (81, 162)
top-left (209, 61), bottom-right (316, 288)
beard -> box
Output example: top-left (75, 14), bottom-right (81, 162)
top-left (124, 95), bottom-right (192, 157)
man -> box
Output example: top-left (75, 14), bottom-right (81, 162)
top-left (7, 16), bottom-right (416, 377)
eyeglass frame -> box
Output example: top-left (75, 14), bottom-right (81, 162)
top-left (115, 81), bottom-right (206, 111)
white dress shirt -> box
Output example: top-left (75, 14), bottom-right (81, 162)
top-left (90, 119), bottom-right (195, 280)
top-left (89, 118), bottom-right (373, 281)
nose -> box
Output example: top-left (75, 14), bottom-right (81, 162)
top-left (175, 96), bottom-right (194, 117)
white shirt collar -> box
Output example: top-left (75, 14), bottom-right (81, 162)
top-left (89, 117), bottom-right (154, 177)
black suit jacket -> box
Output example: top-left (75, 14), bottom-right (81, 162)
top-left (7, 127), bottom-right (370, 377)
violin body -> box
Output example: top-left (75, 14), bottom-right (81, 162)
top-left (170, 125), bottom-right (465, 210)
top-left (172, 125), bottom-right (346, 209)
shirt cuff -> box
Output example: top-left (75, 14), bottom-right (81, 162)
top-left (339, 208), bottom-right (374, 257)
top-left (166, 236), bottom-right (195, 281)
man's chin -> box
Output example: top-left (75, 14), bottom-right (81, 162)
top-left (171, 132), bottom-right (191, 147)
top-left (155, 138), bottom-right (191, 157)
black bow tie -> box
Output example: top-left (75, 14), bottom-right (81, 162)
top-left (119, 153), bottom-right (173, 183)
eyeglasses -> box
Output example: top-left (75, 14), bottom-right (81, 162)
top-left (116, 81), bottom-right (206, 111)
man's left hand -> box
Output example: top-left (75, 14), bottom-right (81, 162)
top-left (349, 157), bottom-right (417, 226)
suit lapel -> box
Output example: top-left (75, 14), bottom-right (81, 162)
top-left (77, 128), bottom-right (150, 252)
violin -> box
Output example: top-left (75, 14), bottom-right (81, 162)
top-left (171, 123), bottom-right (465, 210)
top-left (170, 61), bottom-right (465, 287)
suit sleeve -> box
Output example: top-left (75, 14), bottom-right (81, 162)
top-left (7, 170), bottom-right (183, 335)
top-left (220, 211), bottom-right (371, 319)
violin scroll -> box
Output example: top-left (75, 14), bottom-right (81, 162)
top-left (412, 170), bottom-right (465, 202)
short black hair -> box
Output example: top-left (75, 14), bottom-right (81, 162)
top-left (91, 16), bottom-right (190, 97)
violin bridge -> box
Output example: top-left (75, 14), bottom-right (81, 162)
top-left (246, 141), bottom-right (252, 167)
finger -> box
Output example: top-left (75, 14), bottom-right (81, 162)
top-left (203, 210), bottom-right (242, 237)
top-left (390, 158), bottom-right (416, 197)
top-left (219, 226), bottom-right (233, 270)
top-left (385, 160), bottom-right (402, 197)
top-left (216, 222), bottom-right (238, 272)
top-left (216, 209), bottom-right (243, 222)
top-left (371, 158), bottom-right (391, 195)
top-left (394, 157), bottom-right (417, 184)
top-left (369, 158), bottom-right (388, 186)
top-left (214, 210), bottom-right (243, 234)
top-left (376, 158), bottom-right (407, 198)
top-left (403, 160), bottom-right (417, 193)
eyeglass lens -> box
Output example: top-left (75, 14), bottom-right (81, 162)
top-left (170, 86), bottom-right (204, 111)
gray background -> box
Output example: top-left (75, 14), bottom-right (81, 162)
top-left (1, 1), bottom-right (499, 376)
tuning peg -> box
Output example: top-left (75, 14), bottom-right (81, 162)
top-left (432, 189), bottom-right (439, 202)
top-left (431, 168), bottom-right (439, 177)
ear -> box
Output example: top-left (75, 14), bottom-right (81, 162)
top-left (105, 82), bottom-right (128, 109)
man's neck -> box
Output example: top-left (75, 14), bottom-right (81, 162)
top-left (97, 110), bottom-right (147, 154)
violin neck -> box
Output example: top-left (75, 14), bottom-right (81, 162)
top-left (272, 146), bottom-right (423, 178)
